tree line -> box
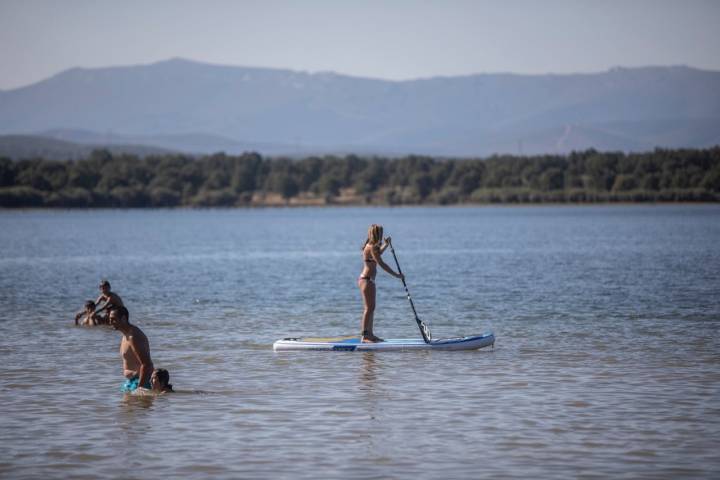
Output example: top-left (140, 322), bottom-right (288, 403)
top-left (1, 147), bottom-right (719, 208)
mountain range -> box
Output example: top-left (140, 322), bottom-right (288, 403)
top-left (1, 58), bottom-right (719, 158)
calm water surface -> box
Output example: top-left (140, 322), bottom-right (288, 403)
top-left (1, 206), bottom-right (719, 479)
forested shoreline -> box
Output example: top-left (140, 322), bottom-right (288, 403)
top-left (1, 147), bottom-right (719, 208)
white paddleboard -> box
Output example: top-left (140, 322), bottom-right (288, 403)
top-left (273, 332), bottom-right (495, 351)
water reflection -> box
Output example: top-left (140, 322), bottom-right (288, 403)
top-left (120, 392), bottom-right (157, 409)
top-left (358, 352), bottom-right (382, 426)
top-left (114, 394), bottom-right (157, 454)
top-left (359, 351), bottom-right (378, 387)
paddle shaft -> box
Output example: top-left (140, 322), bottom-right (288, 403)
top-left (388, 242), bottom-right (432, 343)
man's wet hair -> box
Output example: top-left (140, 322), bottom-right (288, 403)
top-left (99, 279), bottom-right (111, 288)
top-left (84, 300), bottom-right (95, 310)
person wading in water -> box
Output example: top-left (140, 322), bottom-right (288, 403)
top-left (109, 306), bottom-right (154, 393)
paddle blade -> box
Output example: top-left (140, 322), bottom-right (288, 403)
top-left (419, 320), bottom-right (432, 342)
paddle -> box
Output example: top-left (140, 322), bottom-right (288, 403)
top-left (387, 240), bottom-right (432, 343)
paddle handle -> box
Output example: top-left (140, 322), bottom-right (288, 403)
top-left (388, 242), bottom-right (432, 343)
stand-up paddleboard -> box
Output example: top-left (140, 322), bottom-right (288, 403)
top-left (275, 239), bottom-right (495, 352)
top-left (273, 332), bottom-right (494, 351)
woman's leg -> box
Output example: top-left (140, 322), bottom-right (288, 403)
top-left (359, 279), bottom-right (378, 342)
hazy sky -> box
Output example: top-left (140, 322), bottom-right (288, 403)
top-left (1, 0), bottom-right (719, 90)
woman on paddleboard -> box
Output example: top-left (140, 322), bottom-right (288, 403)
top-left (359, 224), bottom-right (403, 343)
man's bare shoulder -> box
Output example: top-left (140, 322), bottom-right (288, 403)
top-left (130, 325), bottom-right (149, 342)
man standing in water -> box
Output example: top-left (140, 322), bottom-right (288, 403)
top-left (108, 306), bottom-right (154, 393)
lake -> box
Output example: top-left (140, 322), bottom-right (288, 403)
top-left (1, 205), bottom-right (719, 479)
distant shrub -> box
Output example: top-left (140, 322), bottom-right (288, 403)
top-left (190, 189), bottom-right (238, 207)
top-left (149, 187), bottom-right (181, 207)
top-left (435, 186), bottom-right (461, 205)
top-left (0, 158), bottom-right (16, 187)
top-left (701, 169), bottom-right (720, 192)
top-left (612, 174), bottom-right (637, 192)
top-left (0, 186), bottom-right (46, 207)
top-left (109, 186), bottom-right (149, 207)
top-left (45, 188), bottom-right (93, 207)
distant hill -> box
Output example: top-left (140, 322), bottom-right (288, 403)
top-left (0, 58), bottom-right (719, 156)
top-left (0, 134), bottom-right (175, 160)
top-left (36, 128), bottom-right (349, 157)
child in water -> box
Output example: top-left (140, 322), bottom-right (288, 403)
top-left (74, 300), bottom-right (101, 326)
top-left (94, 279), bottom-right (124, 322)
top-left (127, 368), bottom-right (173, 395)
top-left (150, 368), bottom-right (174, 394)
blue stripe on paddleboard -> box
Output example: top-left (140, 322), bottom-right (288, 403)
top-left (332, 345), bottom-right (357, 351)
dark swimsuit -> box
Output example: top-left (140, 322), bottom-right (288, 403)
top-left (359, 254), bottom-right (376, 283)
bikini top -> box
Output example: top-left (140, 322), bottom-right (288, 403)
top-left (363, 246), bottom-right (377, 263)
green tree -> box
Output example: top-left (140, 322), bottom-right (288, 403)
top-left (410, 172), bottom-right (434, 200)
top-left (539, 167), bottom-right (565, 191)
top-left (0, 157), bottom-right (17, 187)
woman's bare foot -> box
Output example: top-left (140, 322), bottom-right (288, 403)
top-left (361, 334), bottom-right (384, 343)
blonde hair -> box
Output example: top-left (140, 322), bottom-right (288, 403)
top-left (363, 224), bottom-right (383, 249)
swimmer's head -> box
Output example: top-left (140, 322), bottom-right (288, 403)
top-left (99, 280), bottom-right (111, 292)
top-left (108, 305), bottom-right (129, 329)
top-left (151, 368), bottom-right (173, 392)
top-left (84, 300), bottom-right (95, 312)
